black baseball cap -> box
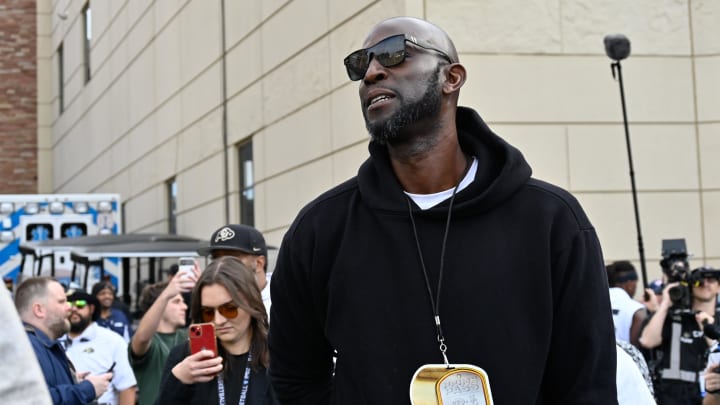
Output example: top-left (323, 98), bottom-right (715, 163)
top-left (66, 289), bottom-right (100, 320)
top-left (197, 224), bottom-right (267, 257)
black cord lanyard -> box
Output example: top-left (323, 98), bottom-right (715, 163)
top-left (405, 157), bottom-right (470, 366)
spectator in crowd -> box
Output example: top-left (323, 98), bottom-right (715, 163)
top-left (616, 339), bottom-right (655, 397)
top-left (60, 290), bottom-right (137, 405)
top-left (129, 271), bottom-right (195, 405)
top-left (198, 224), bottom-right (272, 318)
top-left (15, 277), bottom-right (111, 404)
top-left (616, 343), bottom-right (656, 404)
top-left (92, 281), bottom-right (133, 343)
top-left (268, 16), bottom-right (616, 404)
top-left (156, 256), bottom-right (276, 404)
top-left (640, 272), bottom-right (720, 404)
top-left (607, 260), bottom-right (647, 346)
top-left (0, 286), bottom-right (52, 405)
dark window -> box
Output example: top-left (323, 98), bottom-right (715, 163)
top-left (238, 141), bottom-right (254, 225)
top-left (61, 223), bottom-right (87, 238)
top-left (121, 201), bottom-right (126, 232)
top-left (82, 2), bottom-right (92, 83)
top-left (58, 43), bottom-right (64, 113)
top-left (167, 178), bottom-right (177, 234)
top-left (27, 224), bottom-right (54, 241)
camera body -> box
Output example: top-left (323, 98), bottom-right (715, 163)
top-left (660, 239), bottom-right (692, 311)
top-left (660, 239), bottom-right (720, 312)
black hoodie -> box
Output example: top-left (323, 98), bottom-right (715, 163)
top-left (269, 107), bottom-right (617, 404)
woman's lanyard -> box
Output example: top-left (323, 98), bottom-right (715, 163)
top-left (217, 352), bottom-right (252, 405)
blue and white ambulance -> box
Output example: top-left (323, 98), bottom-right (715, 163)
top-left (0, 194), bottom-right (122, 290)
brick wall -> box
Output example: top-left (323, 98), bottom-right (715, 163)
top-left (0, 0), bottom-right (37, 193)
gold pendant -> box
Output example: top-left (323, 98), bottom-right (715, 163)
top-left (410, 364), bottom-right (494, 405)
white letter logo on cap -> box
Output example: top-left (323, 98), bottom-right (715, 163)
top-left (215, 227), bottom-right (235, 242)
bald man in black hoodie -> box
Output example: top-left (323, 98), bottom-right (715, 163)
top-left (269, 16), bottom-right (617, 405)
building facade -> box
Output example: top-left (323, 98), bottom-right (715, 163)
top-left (34, 0), bottom-right (720, 286)
top-left (1, 0), bottom-right (38, 193)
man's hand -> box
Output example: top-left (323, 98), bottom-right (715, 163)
top-left (641, 288), bottom-right (659, 312)
top-left (707, 363), bottom-right (720, 392)
top-left (165, 269), bottom-right (198, 297)
top-left (659, 282), bottom-right (680, 310)
top-left (696, 311), bottom-right (715, 329)
top-left (83, 372), bottom-right (113, 398)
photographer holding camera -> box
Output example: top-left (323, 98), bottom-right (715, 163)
top-left (639, 240), bottom-right (720, 404)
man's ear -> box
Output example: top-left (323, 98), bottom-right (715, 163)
top-left (443, 63), bottom-right (466, 95)
top-left (32, 302), bottom-right (45, 319)
top-left (256, 256), bottom-right (267, 274)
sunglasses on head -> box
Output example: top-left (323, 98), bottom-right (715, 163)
top-left (69, 300), bottom-right (87, 309)
top-left (343, 34), bottom-right (453, 81)
top-left (201, 301), bottom-right (240, 322)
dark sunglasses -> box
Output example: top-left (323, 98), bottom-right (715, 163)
top-left (201, 301), bottom-right (240, 322)
top-left (343, 34), bottom-right (453, 81)
top-left (695, 275), bottom-right (720, 286)
top-left (69, 300), bottom-right (87, 309)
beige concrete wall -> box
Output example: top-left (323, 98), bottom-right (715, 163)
top-left (36, 0), bottom-right (53, 193)
top-left (42, 0), bottom-right (719, 285)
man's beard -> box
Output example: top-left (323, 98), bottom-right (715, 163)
top-left (70, 315), bottom-right (91, 334)
top-left (365, 66), bottom-right (442, 145)
top-left (48, 316), bottom-right (70, 339)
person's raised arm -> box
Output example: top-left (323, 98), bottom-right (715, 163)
top-left (639, 282), bottom-right (676, 349)
top-left (130, 273), bottom-right (194, 357)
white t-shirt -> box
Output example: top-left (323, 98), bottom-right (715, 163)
top-left (616, 345), bottom-right (657, 404)
top-left (62, 322), bottom-right (137, 405)
top-left (609, 287), bottom-right (645, 342)
top-left (405, 157), bottom-right (478, 210)
top-left (262, 280), bottom-right (272, 321)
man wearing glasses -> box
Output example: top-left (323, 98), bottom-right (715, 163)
top-left (61, 290), bottom-right (137, 405)
top-left (15, 277), bottom-right (112, 405)
top-left (268, 16), bottom-right (616, 404)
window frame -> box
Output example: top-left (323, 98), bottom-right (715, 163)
top-left (82, 1), bottom-right (92, 84)
top-left (237, 141), bottom-right (255, 226)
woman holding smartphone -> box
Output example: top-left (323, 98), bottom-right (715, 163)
top-left (156, 256), bottom-right (277, 404)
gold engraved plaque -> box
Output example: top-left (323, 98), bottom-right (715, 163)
top-left (410, 364), bottom-right (494, 405)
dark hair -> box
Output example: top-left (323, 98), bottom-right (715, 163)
top-left (606, 261), bottom-right (637, 287)
top-left (138, 280), bottom-right (170, 313)
top-left (190, 256), bottom-right (269, 372)
top-left (91, 280), bottom-right (115, 297)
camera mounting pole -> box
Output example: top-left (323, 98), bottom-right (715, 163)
top-left (603, 34), bottom-right (648, 293)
